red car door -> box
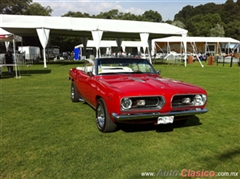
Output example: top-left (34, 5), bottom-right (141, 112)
top-left (85, 76), bottom-right (97, 106)
top-left (77, 70), bottom-right (97, 106)
top-left (76, 70), bottom-right (89, 101)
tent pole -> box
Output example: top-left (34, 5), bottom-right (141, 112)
top-left (182, 34), bottom-right (187, 67)
top-left (191, 41), bottom-right (204, 68)
top-left (12, 39), bottom-right (19, 78)
top-left (147, 46), bottom-right (152, 64)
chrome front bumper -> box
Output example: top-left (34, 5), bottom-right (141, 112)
top-left (112, 108), bottom-right (208, 121)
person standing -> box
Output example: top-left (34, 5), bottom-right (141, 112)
top-left (5, 51), bottom-right (14, 75)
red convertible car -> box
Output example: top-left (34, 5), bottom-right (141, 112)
top-left (69, 57), bottom-right (208, 132)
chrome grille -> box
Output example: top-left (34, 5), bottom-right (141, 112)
top-left (130, 96), bottom-right (164, 110)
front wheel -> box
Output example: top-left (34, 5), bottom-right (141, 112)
top-left (71, 81), bottom-right (80, 102)
top-left (96, 98), bottom-right (117, 132)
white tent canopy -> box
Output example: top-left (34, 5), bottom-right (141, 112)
top-left (0, 14), bottom-right (188, 67)
top-left (78, 40), bottom-right (145, 57)
top-left (121, 41), bottom-right (143, 54)
top-left (152, 36), bottom-right (240, 43)
top-left (84, 40), bottom-right (143, 48)
top-left (0, 28), bottom-right (22, 43)
top-left (0, 28), bottom-right (22, 51)
top-left (0, 28), bottom-right (22, 78)
top-left (152, 36), bottom-right (240, 67)
top-left (152, 36), bottom-right (240, 55)
top-left (87, 40), bottom-right (118, 48)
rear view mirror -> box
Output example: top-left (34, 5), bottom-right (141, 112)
top-left (87, 71), bottom-right (93, 77)
top-left (157, 70), bottom-right (161, 75)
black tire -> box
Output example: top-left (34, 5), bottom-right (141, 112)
top-left (96, 98), bottom-right (117, 132)
top-left (71, 81), bottom-right (80, 102)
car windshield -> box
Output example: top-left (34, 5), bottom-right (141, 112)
top-left (97, 58), bottom-right (156, 75)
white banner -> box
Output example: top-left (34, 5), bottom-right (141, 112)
top-left (140, 33), bottom-right (149, 53)
top-left (36, 28), bottom-right (50, 68)
top-left (91, 30), bottom-right (103, 58)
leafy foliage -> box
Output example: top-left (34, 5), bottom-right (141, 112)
top-left (186, 13), bottom-right (223, 36)
top-left (64, 9), bottom-right (162, 22)
top-left (94, 9), bottom-right (122, 19)
top-left (209, 24), bottom-right (225, 37)
top-left (23, 2), bottom-right (52, 16)
top-left (225, 20), bottom-right (240, 40)
top-left (142, 10), bottom-right (162, 22)
top-left (174, 5), bottom-right (195, 24)
top-left (174, 1), bottom-right (240, 39)
top-left (0, 0), bottom-right (52, 16)
top-left (171, 20), bottom-right (186, 29)
top-left (0, 0), bottom-right (32, 14)
top-left (62, 11), bottom-right (91, 18)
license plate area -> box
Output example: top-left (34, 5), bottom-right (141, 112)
top-left (157, 116), bottom-right (174, 124)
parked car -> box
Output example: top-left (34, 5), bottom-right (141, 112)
top-left (63, 51), bottom-right (71, 60)
top-left (69, 57), bottom-right (208, 132)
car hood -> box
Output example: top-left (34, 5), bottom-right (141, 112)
top-left (99, 75), bottom-right (206, 95)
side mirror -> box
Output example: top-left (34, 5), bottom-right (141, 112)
top-left (87, 71), bottom-right (93, 77)
top-left (157, 70), bottom-right (161, 75)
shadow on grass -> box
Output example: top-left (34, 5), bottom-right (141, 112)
top-left (0, 70), bottom-right (51, 79)
top-left (118, 116), bottom-right (201, 133)
top-left (18, 69), bottom-right (52, 76)
top-left (152, 58), bottom-right (185, 66)
top-left (217, 147), bottom-right (240, 161)
top-left (0, 73), bottom-right (15, 79)
top-left (182, 146), bottom-right (240, 171)
top-left (34, 60), bottom-right (84, 65)
top-left (79, 102), bottom-right (202, 133)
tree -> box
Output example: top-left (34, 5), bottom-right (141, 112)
top-left (0, 0), bottom-right (32, 14)
top-left (174, 1), bottom-right (240, 40)
top-left (120, 12), bottom-right (139, 21)
top-left (209, 23), bottom-right (225, 37)
top-left (225, 20), bottom-right (240, 40)
top-left (174, 5), bottom-right (194, 23)
top-left (23, 2), bottom-right (52, 16)
top-left (225, 0), bottom-right (234, 3)
top-left (165, 20), bottom-right (173, 24)
top-left (186, 13), bottom-right (224, 36)
top-left (221, 0), bottom-right (236, 23)
top-left (142, 10), bottom-right (162, 22)
top-left (171, 20), bottom-right (186, 29)
top-left (63, 11), bottom-right (91, 18)
top-left (196, 3), bottom-right (221, 15)
top-left (96, 9), bottom-right (121, 19)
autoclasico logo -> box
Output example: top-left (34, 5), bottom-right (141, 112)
top-left (181, 169), bottom-right (215, 178)
top-left (154, 169), bottom-right (238, 177)
top-left (141, 169), bottom-right (238, 177)
top-left (156, 169), bottom-right (179, 177)
top-left (155, 169), bottom-right (215, 177)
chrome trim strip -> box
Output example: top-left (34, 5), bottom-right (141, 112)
top-left (112, 108), bottom-right (208, 120)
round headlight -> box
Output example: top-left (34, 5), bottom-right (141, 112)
top-left (121, 98), bottom-right (132, 110)
top-left (202, 94), bottom-right (207, 104)
top-left (192, 94), bottom-right (206, 106)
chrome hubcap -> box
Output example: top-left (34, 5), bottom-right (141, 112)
top-left (97, 103), bottom-right (105, 128)
top-left (71, 85), bottom-right (74, 99)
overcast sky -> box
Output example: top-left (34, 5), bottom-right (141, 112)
top-left (33, 0), bottom-right (228, 21)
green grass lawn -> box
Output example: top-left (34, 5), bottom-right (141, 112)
top-left (1, 61), bottom-right (239, 179)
